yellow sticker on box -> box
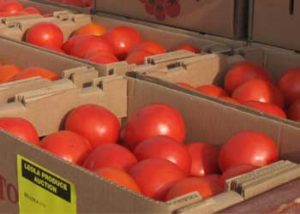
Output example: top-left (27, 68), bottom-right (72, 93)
top-left (17, 155), bottom-right (77, 214)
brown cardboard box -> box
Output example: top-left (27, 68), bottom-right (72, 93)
top-left (0, 12), bottom-right (246, 75)
top-left (0, 73), bottom-right (299, 213)
top-left (95, 0), bottom-right (248, 39)
top-left (30, 0), bottom-right (93, 12)
top-left (250, 0), bottom-right (300, 51)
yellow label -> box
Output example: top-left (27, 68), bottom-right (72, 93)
top-left (17, 155), bottom-right (77, 214)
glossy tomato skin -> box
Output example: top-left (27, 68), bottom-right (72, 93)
top-left (122, 103), bottom-right (186, 150)
top-left (131, 41), bottom-right (166, 55)
top-left (0, 117), bottom-right (39, 145)
top-left (196, 85), bottom-right (228, 98)
top-left (0, 1), bottom-right (24, 15)
top-left (134, 136), bottom-right (191, 175)
top-left (41, 131), bottom-right (91, 164)
top-left (0, 64), bottom-right (21, 83)
top-left (128, 158), bottom-right (186, 200)
top-left (232, 79), bottom-right (284, 108)
top-left (126, 50), bottom-right (152, 65)
top-left (87, 51), bottom-right (119, 64)
top-left (243, 101), bottom-right (287, 119)
top-left (23, 7), bottom-right (41, 14)
top-left (12, 66), bottom-right (59, 81)
top-left (65, 104), bottom-right (120, 148)
top-left (288, 99), bottom-right (300, 122)
top-left (25, 22), bottom-right (64, 49)
top-left (74, 23), bottom-right (106, 36)
top-left (224, 62), bottom-right (272, 94)
top-left (94, 167), bottom-right (141, 193)
top-left (175, 45), bottom-right (201, 53)
top-left (165, 176), bottom-right (224, 201)
top-left (278, 68), bottom-right (300, 105)
top-left (187, 142), bottom-right (220, 177)
top-left (104, 26), bottom-right (142, 60)
top-left (219, 131), bottom-right (279, 172)
top-left (82, 144), bottom-right (137, 171)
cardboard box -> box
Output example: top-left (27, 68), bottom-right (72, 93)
top-left (0, 74), bottom-right (299, 213)
top-left (30, 0), bottom-right (93, 12)
top-left (95, 0), bottom-right (248, 39)
top-left (0, 12), bottom-right (246, 75)
top-left (250, 0), bottom-right (300, 51)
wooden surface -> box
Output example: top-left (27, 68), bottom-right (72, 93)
top-left (221, 180), bottom-right (300, 213)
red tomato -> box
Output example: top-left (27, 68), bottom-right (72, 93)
top-left (0, 1), bottom-right (23, 15)
top-left (83, 144), bottom-right (137, 171)
top-left (220, 164), bottom-right (259, 186)
top-left (41, 131), bottom-right (91, 164)
top-left (220, 96), bottom-right (240, 104)
top-left (0, 117), bottom-right (39, 145)
top-left (219, 131), bottom-right (279, 172)
top-left (25, 22), bottom-right (64, 49)
top-left (104, 26), bottom-right (142, 60)
top-left (278, 68), bottom-right (300, 105)
top-left (23, 7), bottom-right (41, 14)
top-left (165, 176), bottom-right (224, 201)
top-left (65, 104), bottom-right (120, 148)
top-left (69, 35), bottom-right (113, 59)
top-left (126, 50), bottom-right (152, 65)
top-left (175, 45), bottom-right (201, 53)
top-left (243, 101), bottom-right (287, 119)
top-left (12, 66), bottom-right (59, 81)
top-left (176, 82), bottom-right (195, 90)
top-left (224, 62), bottom-right (272, 94)
top-left (187, 142), bottom-right (220, 177)
top-left (74, 23), bottom-right (106, 37)
top-left (232, 79), bottom-right (284, 108)
top-left (134, 136), bottom-right (191, 175)
top-left (94, 167), bottom-right (141, 193)
top-left (0, 64), bottom-right (21, 83)
top-left (288, 99), bottom-right (300, 122)
top-left (128, 158), bottom-right (186, 200)
top-left (87, 51), bottom-right (119, 64)
top-left (131, 41), bottom-right (166, 55)
top-left (122, 103), bottom-right (186, 150)
top-left (196, 85), bottom-right (228, 98)
top-left (62, 35), bottom-right (81, 54)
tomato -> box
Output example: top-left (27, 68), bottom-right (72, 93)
top-left (232, 79), bottom-right (284, 108)
top-left (176, 82), bottom-right (195, 90)
top-left (134, 136), bottom-right (191, 174)
top-left (219, 131), bottom-right (279, 172)
top-left (175, 45), bottom-right (201, 53)
top-left (0, 117), bottom-right (39, 145)
top-left (104, 26), bottom-right (142, 60)
top-left (243, 101), bottom-right (287, 119)
top-left (278, 68), bottom-right (300, 105)
top-left (131, 41), bottom-right (166, 55)
top-left (122, 103), bottom-right (186, 150)
top-left (11, 67), bottom-right (59, 81)
top-left (224, 62), bottom-right (272, 94)
top-left (196, 85), bottom-right (228, 98)
top-left (62, 35), bottom-right (81, 54)
top-left (25, 22), bottom-right (63, 49)
top-left (128, 158), bottom-right (186, 200)
top-left (0, 1), bottom-right (23, 15)
top-left (65, 104), bottom-right (120, 148)
top-left (126, 50), bottom-right (152, 65)
top-left (69, 35), bottom-right (113, 58)
top-left (186, 142), bottom-right (219, 177)
top-left (0, 64), bottom-right (21, 83)
top-left (94, 167), bottom-right (141, 193)
top-left (220, 96), bottom-right (240, 104)
top-left (83, 144), bottom-right (137, 171)
top-left (87, 51), bottom-right (119, 64)
top-left (165, 176), bottom-right (224, 201)
top-left (288, 99), bottom-right (300, 122)
top-left (74, 23), bottom-right (106, 36)
top-left (220, 164), bottom-right (258, 186)
top-left (23, 7), bottom-right (41, 14)
top-left (41, 131), bottom-right (91, 164)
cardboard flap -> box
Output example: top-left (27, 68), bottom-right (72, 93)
top-left (0, 14), bottom-right (43, 27)
top-left (146, 50), bottom-right (196, 65)
top-left (226, 161), bottom-right (300, 199)
top-left (62, 66), bottom-right (99, 87)
top-left (166, 192), bottom-right (202, 212)
top-left (176, 191), bottom-right (244, 214)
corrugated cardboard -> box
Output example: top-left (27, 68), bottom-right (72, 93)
top-left (250, 0), bottom-right (300, 51)
top-left (0, 75), bottom-right (299, 213)
top-left (94, 0), bottom-right (248, 39)
top-left (0, 12), bottom-right (246, 75)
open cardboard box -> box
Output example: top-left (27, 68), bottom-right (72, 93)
top-left (0, 73), bottom-right (299, 213)
top-left (30, 0), bottom-right (93, 12)
top-left (249, 0), bottom-right (300, 51)
top-left (0, 36), bottom-right (103, 104)
top-left (0, 12), bottom-right (246, 75)
top-left (94, 0), bottom-right (248, 39)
